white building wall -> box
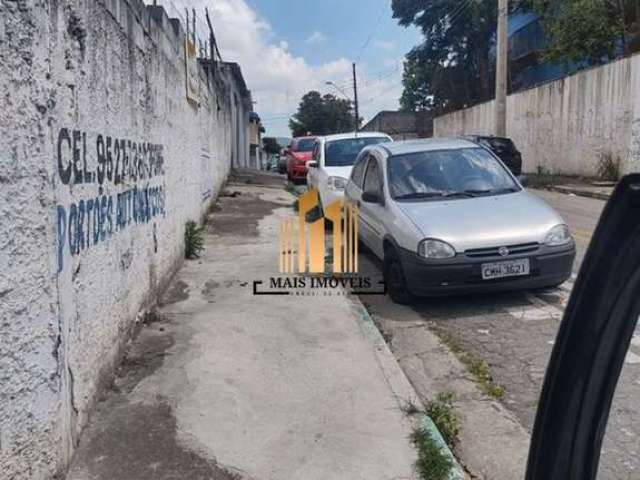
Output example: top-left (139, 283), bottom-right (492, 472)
top-left (0, 1), bottom-right (245, 478)
top-left (434, 53), bottom-right (640, 176)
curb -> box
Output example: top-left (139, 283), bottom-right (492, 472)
top-left (544, 185), bottom-right (611, 201)
top-left (350, 298), bottom-right (466, 480)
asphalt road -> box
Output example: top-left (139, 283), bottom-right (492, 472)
top-left (358, 189), bottom-right (639, 480)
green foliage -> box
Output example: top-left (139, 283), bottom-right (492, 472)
top-left (410, 426), bottom-right (454, 480)
top-left (262, 137), bottom-right (281, 155)
top-left (393, 0), bottom-right (505, 114)
top-left (185, 221), bottom-right (204, 259)
top-left (425, 392), bottom-right (460, 447)
top-left (285, 182), bottom-right (298, 195)
top-left (395, 0), bottom-right (638, 114)
top-left (529, 0), bottom-right (627, 64)
top-left (526, 165), bottom-right (563, 188)
top-left (433, 327), bottom-right (506, 400)
top-left (289, 91), bottom-right (357, 137)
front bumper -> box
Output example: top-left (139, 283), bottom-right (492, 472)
top-left (398, 243), bottom-right (576, 297)
top-left (320, 188), bottom-right (345, 208)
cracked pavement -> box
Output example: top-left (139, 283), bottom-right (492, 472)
top-left (358, 189), bottom-right (640, 479)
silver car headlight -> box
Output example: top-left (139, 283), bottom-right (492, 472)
top-left (418, 239), bottom-right (456, 259)
top-left (327, 176), bottom-right (348, 190)
top-left (544, 224), bottom-right (573, 246)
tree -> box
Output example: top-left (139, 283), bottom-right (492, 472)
top-left (262, 137), bottom-right (281, 155)
top-left (528, 0), bottom-right (634, 64)
top-left (393, 0), bottom-right (503, 115)
top-left (289, 91), bottom-right (356, 137)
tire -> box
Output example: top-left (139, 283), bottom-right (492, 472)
top-left (383, 250), bottom-right (414, 305)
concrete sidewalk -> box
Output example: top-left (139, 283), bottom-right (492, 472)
top-left (66, 177), bottom-right (417, 480)
top-left (544, 183), bottom-right (613, 201)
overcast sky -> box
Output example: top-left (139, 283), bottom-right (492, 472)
top-left (156, 0), bottom-right (421, 137)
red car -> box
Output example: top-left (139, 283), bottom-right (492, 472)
top-left (286, 137), bottom-right (317, 183)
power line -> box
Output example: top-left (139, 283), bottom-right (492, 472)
top-left (355, 1), bottom-right (388, 64)
top-left (447, 0), bottom-right (473, 28)
top-left (359, 80), bottom-right (404, 105)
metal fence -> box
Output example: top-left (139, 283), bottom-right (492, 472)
top-left (144, 0), bottom-right (216, 59)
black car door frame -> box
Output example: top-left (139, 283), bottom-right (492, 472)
top-left (526, 174), bottom-right (640, 479)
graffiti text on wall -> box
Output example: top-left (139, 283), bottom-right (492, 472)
top-left (56, 128), bottom-right (167, 273)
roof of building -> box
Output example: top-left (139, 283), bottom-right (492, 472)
top-left (508, 11), bottom-right (540, 36)
top-left (361, 110), bottom-right (433, 136)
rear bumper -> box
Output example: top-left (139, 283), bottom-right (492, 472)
top-left (288, 164), bottom-right (308, 179)
top-left (399, 243), bottom-right (575, 297)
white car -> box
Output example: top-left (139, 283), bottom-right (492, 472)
top-left (344, 138), bottom-right (575, 304)
top-left (306, 132), bottom-right (392, 209)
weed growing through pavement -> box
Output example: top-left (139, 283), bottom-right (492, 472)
top-left (185, 221), bottom-right (205, 259)
top-left (410, 425), bottom-right (454, 480)
top-left (432, 327), bottom-right (505, 400)
top-left (285, 182), bottom-right (300, 196)
top-left (401, 392), bottom-right (460, 449)
top-left (425, 392), bottom-right (460, 447)
top-left (526, 165), bottom-right (557, 188)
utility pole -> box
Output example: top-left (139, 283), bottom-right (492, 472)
top-left (495, 0), bottom-right (508, 137)
top-left (352, 63), bottom-right (360, 133)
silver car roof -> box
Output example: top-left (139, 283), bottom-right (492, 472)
top-left (375, 138), bottom-right (479, 156)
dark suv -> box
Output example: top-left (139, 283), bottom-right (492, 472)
top-left (463, 135), bottom-right (523, 176)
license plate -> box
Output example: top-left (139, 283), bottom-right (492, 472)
top-left (481, 258), bottom-right (530, 280)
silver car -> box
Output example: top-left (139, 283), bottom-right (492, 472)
top-left (344, 138), bottom-right (576, 304)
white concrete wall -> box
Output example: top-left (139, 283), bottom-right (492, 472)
top-left (434, 53), bottom-right (640, 176)
top-left (0, 1), bottom-right (246, 478)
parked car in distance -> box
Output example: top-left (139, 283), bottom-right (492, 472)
top-left (266, 154), bottom-right (279, 172)
top-left (307, 132), bottom-right (392, 209)
top-left (345, 138), bottom-right (575, 304)
top-left (286, 136), bottom-right (317, 183)
top-left (462, 135), bottom-right (523, 176)
top-left (277, 151), bottom-right (288, 174)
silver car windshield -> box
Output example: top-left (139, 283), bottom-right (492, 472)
top-left (387, 147), bottom-right (520, 201)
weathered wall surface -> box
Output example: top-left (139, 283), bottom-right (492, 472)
top-left (0, 1), bottom-right (249, 478)
top-left (434, 53), bottom-right (640, 176)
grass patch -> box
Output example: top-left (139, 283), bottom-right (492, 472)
top-left (185, 221), bottom-right (205, 259)
top-left (401, 392), bottom-right (460, 449)
top-left (410, 426), bottom-right (454, 480)
top-left (525, 165), bottom-right (560, 188)
top-left (425, 392), bottom-right (460, 447)
top-left (433, 327), bottom-right (505, 400)
top-left (285, 182), bottom-right (300, 196)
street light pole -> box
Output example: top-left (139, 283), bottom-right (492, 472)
top-left (325, 81), bottom-right (350, 100)
top-left (495, 0), bottom-right (508, 137)
top-left (352, 63), bottom-right (360, 133)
